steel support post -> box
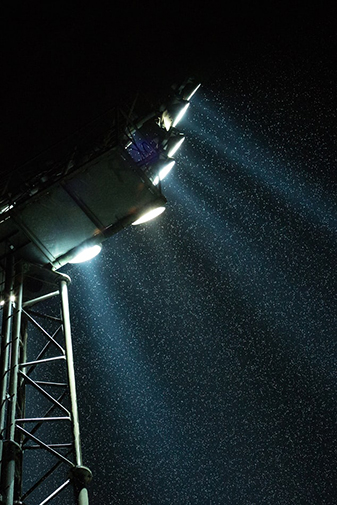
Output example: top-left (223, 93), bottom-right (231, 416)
top-left (0, 256), bottom-right (15, 503)
top-left (0, 264), bottom-right (91, 504)
top-left (59, 277), bottom-right (92, 505)
top-left (3, 262), bottom-right (23, 505)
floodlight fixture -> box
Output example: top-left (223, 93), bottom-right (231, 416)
top-left (165, 132), bottom-right (185, 157)
top-left (161, 101), bottom-right (190, 131)
top-left (155, 159), bottom-right (175, 184)
top-left (181, 82), bottom-right (201, 101)
top-left (69, 243), bottom-right (102, 263)
top-left (172, 101), bottom-right (190, 127)
top-left (0, 78), bottom-right (200, 505)
top-left (132, 206), bottom-right (166, 225)
top-left (172, 78), bottom-right (201, 101)
top-left (148, 157), bottom-right (176, 185)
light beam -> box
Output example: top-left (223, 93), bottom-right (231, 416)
top-left (69, 244), bottom-right (102, 263)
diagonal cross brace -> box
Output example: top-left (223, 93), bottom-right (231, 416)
top-left (22, 309), bottom-right (65, 355)
top-left (19, 371), bottom-right (70, 416)
top-left (16, 425), bottom-right (74, 467)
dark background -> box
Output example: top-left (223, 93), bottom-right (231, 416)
top-left (1, 2), bottom-right (337, 504)
top-left (2, 2), bottom-right (335, 167)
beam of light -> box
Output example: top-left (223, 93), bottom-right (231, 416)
top-left (75, 158), bottom-right (335, 498)
top-left (163, 156), bottom-right (335, 361)
top-left (69, 244), bottom-right (102, 263)
top-left (92, 186), bottom-right (335, 503)
top-left (186, 91), bottom-right (337, 237)
top-left (69, 260), bottom-right (199, 502)
top-left (61, 82), bottom-right (334, 504)
top-left (132, 206), bottom-right (165, 225)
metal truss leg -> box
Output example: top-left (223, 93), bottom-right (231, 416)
top-left (0, 262), bottom-right (92, 504)
top-left (3, 261), bottom-right (23, 505)
top-left (0, 256), bottom-right (15, 504)
top-left (59, 278), bottom-right (92, 505)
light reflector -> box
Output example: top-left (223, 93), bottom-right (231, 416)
top-left (183, 82), bottom-right (201, 101)
top-left (151, 160), bottom-right (175, 186)
top-left (161, 101), bottom-right (190, 131)
top-left (69, 244), bottom-right (102, 263)
top-left (166, 134), bottom-right (185, 157)
top-left (132, 206), bottom-right (166, 225)
top-left (172, 102), bottom-right (190, 127)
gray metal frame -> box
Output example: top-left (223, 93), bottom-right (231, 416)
top-left (0, 258), bottom-right (91, 504)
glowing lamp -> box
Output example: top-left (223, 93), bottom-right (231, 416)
top-left (132, 206), bottom-right (166, 225)
top-left (172, 101), bottom-right (190, 127)
top-left (182, 82), bottom-right (201, 101)
top-left (69, 244), bottom-right (102, 263)
top-left (166, 133), bottom-right (185, 157)
top-left (149, 158), bottom-right (175, 185)
top-left (161, 101), bottom-right (190, 130)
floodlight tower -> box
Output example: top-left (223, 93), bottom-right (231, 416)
top-left (0, 80), bottom-right (200, 504)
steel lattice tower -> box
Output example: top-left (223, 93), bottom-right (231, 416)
top-left (0, 260), bottom-right (92, 504)
top-left (0, 79), bottom-right (199, 504)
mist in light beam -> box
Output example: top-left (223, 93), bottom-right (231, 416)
top-left (184, 89), bottom-right (337, 236)
top-left (63, 78), bottom-right (337, 504)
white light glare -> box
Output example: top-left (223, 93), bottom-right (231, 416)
top-left (167, 135), bottom-right (185, 157)
top-left (69, 244), bottom-right (102, 263)
top-left (183, 82), bottom-right (201, 101)
top-left (162, 101), bottom-right (190, 131)
top-left (172, 102), bottom-right (190, 127)
top-left (0, 295), bottom-right (15, 305)
top-left (152, 160), bottom-right (175, 186)
top-left (132, 206), bottom-right (166, 225)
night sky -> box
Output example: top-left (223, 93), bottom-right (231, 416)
top-left (1, 3), bottom-right (337, 504)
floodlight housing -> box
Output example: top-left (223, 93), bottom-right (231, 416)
top-left (0, 146), bottom-right (166, 270)
top-left (0, 80), bottom-right (200, 271)
top-left (172, 78), bottom-right (201, 101)
top-left (161, 101), bottom-right (190, 131)
top-left (69, 243), bottom-right (102, 263)
top-left (148, 157), bottom-right (176, 185)
top-left (165, 132), bottom-right (185, 157)
top-left (181, 82), bottom-right (201, 101)
top-left (172, 101), bottom-right (190, 127)
top-left (132, 206), bottom-right (166, 225)
top-left (0, 78), bottom-right (200, 505)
